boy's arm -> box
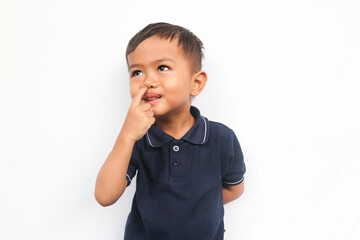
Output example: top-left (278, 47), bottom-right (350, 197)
top-left (222, 181), bottom-right (245, 204)
top-left (95, 86), bottom-right (155, 207)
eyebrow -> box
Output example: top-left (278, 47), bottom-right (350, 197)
top-left (128, 58), bottom-right (175, 70)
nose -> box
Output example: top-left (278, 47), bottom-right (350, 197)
top-left (143, 73), bottom-right (159, 88)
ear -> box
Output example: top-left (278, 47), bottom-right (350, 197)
top-left (190, 70), bottom-right (208, 97)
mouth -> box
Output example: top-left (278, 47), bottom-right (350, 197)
top-left (143, 97), bottom-right (161, 101)
top-left (142, 93), bottom-right (162, 104)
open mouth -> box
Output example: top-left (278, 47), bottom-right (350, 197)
top-left (144, 97), bottom-right (161, 101)
top-left (142, 93), bottom-right (161, 103)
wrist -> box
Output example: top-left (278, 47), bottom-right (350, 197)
top-left (118, 128), bottom-right (137, 145)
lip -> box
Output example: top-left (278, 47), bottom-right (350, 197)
top-left (145, 98), bottom-right (161, 106)
top-left (142, 92), bottom-right (162, 105)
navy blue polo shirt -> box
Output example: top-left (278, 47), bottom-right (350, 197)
top-left (124, 106), bottom-right (246, 240)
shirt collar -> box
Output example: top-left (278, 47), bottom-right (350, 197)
top-left (145, 106), bottom-right (209, 148)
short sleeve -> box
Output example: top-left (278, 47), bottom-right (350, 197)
top-left (126, 142), bottom-right (139, 187)
top-left (222, 129), bottom-right (246, 185)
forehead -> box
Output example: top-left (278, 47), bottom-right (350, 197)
top-left (127, 36), bottom-right (189, 67)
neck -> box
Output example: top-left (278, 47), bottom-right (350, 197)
top-left (155, 106), bottom-right (195, 140)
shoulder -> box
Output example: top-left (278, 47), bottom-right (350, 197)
top-left (208, 120), bottom-right (235, 137)
top-left (206, 120), bottom-right (237, 146)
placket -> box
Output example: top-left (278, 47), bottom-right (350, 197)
top-left (169, 139), bottom-right (184, 181)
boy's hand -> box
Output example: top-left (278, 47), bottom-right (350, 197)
top-left (121, 86), bottom-right (155, 142)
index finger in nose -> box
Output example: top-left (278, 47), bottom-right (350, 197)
top-left (132, 86), bottom-right (148, 106)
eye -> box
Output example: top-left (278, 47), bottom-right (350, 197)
top-left (131, 70), bottom-right (142, 77)
top-left (158, 65), bottom-right (169, 72)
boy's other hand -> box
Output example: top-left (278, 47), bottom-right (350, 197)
top-left (121, 86), bottom-right (155, 142)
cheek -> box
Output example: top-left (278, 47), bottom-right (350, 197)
top-left (165, 80), bottom-right (192, 99)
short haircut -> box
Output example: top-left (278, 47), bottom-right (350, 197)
top-left (126, 22), bottom-right (204, 71)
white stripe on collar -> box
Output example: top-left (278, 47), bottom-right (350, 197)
top-left (201, 116), bottom-right (207, 144)
top-left (146, 131), bottom-right (154, 147)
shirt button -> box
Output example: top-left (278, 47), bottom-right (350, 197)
top-left (173, 145), bottom-right (179, 152)
top-left (173, 160), bottom-right (180, 166)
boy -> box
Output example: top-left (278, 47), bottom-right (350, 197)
top-left (95, 22), bottom-right (246, 240)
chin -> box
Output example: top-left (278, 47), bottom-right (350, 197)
top-left (150, 104), bottom-right (167, 116)
top-left (152, 109), bottom-right (170, 119)
top-left (151, 102), bottom-right (190, 119)
top-left (153, 111), bottom-right (165, 118)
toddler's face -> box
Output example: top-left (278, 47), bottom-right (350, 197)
top-left (127, 36), bottom-right (196, 118)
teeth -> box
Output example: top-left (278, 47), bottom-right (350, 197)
top-left (146, 97), bottom-right (159, 101)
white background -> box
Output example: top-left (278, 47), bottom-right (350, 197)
top-left (1, 0), bottom-right (360, 239)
